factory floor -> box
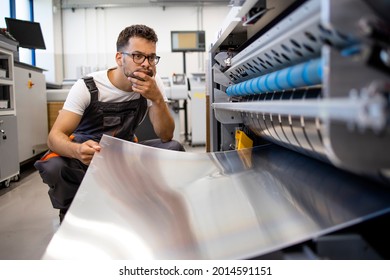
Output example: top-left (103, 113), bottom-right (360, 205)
top-left (0, 142), bottom-right (205, 260)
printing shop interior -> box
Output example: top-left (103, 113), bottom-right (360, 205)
top-left (0, 0), bottom-right (390, 260)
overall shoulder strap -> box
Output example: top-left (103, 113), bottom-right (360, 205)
top-left (82, 76), bottom-right (98, 102)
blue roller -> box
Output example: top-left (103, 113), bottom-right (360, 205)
top-left (226, 58), bottom-right (323, 97)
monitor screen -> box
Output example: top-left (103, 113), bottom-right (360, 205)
top-left (171, 31), bottom-right (205, 52)
top-left (5, 17), bottom-right (46, 50)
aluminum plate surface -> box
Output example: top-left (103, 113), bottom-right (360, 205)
top-left (43, 135), bottom-right (390, 259)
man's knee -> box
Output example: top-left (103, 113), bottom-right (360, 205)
top-left (165, 140), bottom-right (185, 151)
top-left (34, 157), bottom-right (67, 186)
top-left (140, 139), bottom-right (185, 151)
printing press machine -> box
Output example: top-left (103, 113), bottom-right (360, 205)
top-left (207, 0), bottom-right (390, 259)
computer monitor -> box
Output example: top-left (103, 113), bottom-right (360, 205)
top-left (171, 31), bottom-right (205, 52)
top-left (5, 17), bottom-right (46, 50)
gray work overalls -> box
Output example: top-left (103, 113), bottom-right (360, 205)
top-left (35, 76), bottom-right (184, 216)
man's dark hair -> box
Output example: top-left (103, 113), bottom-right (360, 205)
top-left (116, 24), bottom-right (158, 51)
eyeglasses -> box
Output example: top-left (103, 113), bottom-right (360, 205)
top-left (121, 52), bottom-right (160, 65)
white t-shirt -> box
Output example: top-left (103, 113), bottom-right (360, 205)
top-left (63, 67), bottom-right (167, 116)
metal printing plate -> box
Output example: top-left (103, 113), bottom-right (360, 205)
top-left (42, 134), bottom-right (390, 259)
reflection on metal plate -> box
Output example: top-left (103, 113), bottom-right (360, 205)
top-left (43, 135), bottom-right (390, 259)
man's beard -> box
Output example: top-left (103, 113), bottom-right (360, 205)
top-left (124, 68), bottom-right (153, 81)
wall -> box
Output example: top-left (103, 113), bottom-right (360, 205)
top-left (60, 5), bottom-right (230, 81)
top-left (5, 2), bottom-right (229, 83)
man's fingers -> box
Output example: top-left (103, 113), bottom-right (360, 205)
top-left (93, 145), bottom-right (101, 152)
